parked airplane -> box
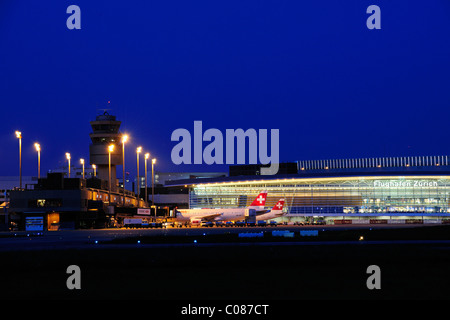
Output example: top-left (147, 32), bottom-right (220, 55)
top-left (256, 199), bottom-right (285, 221)
top-left (174, 191), bottom-right (267, 223)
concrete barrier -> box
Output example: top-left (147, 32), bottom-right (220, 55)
top-left (370, 219), bottom-right (388, 224)
top-left (423, 219), bottom-right (442, 224)
top-left (352, 219), bottom-right (370, 224)
top-left (405, 219), bottom-right (423, 224)
top-left (388, 219), bottom-right (405, 224)
top-left (334, 219), bottom-right (352, 224)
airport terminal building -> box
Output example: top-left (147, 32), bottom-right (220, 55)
top-left (167, 156), bottom-right (450, 224)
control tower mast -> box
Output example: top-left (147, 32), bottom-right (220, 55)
top-left (89, 111), bottom-right (123, 193)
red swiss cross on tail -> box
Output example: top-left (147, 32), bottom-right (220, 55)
top-left (272, 199), bottom-right (285, 211)
top-left (250, 191), bottom-right (267, 207)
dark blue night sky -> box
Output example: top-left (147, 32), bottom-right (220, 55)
top-left (1, 0), bottom-right (450, 177)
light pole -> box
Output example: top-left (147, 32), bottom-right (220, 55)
top-left (92, 164), bottom-right (96, 177)
top-left (34, 143), bottom-right (40, 180)
top-left (80, 158), bottom-right (85, 179)
top-left (108, 144), bottom-right (114, 204)
top-left (145, 153), bottom-right (149, 205)
top-left (136, 146), bottom-right (142, 202)
top-left (15, 131), bottom-right (22, 189)
top-left (152, 158), bottom-right (156, 207)
top-left (65, 153), bottom-right (71, 178)
top-left (121, 134), bottom-right (128, 206)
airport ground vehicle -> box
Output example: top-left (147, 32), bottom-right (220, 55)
top-left (201, 221), bottom-right (214, 227)
top-left (123, 218), bottom-right (162, 228)
top-left (123, 218), bottom-right (143, 228)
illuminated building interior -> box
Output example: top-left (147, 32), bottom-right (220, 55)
top-left (190, 176), bottom-right (450, 217)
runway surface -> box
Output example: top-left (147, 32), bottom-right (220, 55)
top-left (1, 224), bottom-right (450, 300)
top-left (0, 223), bottom-right (432, 251)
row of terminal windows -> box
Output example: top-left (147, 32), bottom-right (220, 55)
top-left (288, 206), bottom-right (450, 214)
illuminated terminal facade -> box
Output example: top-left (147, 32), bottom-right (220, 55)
top-left (167, 156), bottom-right (450, 223)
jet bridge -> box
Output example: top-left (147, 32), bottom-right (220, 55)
top-left (245, 208), bottom-right (256, 223)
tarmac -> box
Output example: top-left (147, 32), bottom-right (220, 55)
top-left (1, 224), bottom-right (450, 300)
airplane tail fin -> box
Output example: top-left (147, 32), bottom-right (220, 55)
top-left (271, 199), bottom-right (285, 215)
top-left (272, 199), bottom-right (285, 211)
top-left (248, 191), bottom-right (267, 209)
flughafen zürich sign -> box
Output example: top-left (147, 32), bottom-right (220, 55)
top-left (373, 180), bottom-right (439, 188)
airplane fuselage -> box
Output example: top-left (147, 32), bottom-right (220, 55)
top-left (256, 211), bottom-right (283, 221)
top-left (176, 208), bottom-right (249, 222)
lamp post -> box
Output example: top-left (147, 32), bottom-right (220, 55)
top-left (121, 134), bottom-right (128, 206)
top-left (92, 164), bottom-right (96, 177)
top-left (152, 158), bottom-right (156, 207)
top-left (145, 153), bottom-right (149, 205)
top-left (65, 153), bottom-right (71, 178)
top-left (80, 158), bottom-right (85, 179)
top-left (108, 144), bottom-right (114, 204)
top-left (15, 131), bottom-right (22, 189)
top-left (34, 143), bottom-right (40, 179)
top-left (136, 146), bottom-right (142, 202)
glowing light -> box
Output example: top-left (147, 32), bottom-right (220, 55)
top-left (15, 131), bottom-right (21, 139)
top-left (108, 144), bottom-right (115, 152)
top-left (34, 143), bottom-right (40, 152)
top-left (65, 153), bottom-right (71, 160)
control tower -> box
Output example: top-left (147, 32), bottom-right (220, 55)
top-left (89, 111), bottom-right (123, 192)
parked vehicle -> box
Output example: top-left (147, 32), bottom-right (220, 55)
top-left (200, 221), bottom-right (214, 227)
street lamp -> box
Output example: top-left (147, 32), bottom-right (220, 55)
top-left (121, 134), bottom-right (128, 206)
top-left (65, 153), bottom-right (71, 178)
top-left (80, 158), bottom-right (85, 179)
top-left (34, 143), bottom-right (40, 179)
top-left (145, 153), bottom-right (150, 205)
top-left (136, 146), bottom-right (142, 201)
top-left (92, 164), bottom-right (96, 177)
top-left (152, 158), bottom-right (156, 208)
top-left (108, 144), bottom-right (114, 204)
top-left (15, 131), bottom-right (22, 189)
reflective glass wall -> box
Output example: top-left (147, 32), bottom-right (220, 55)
top-left (190, 176), bottom-right (450, 215)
